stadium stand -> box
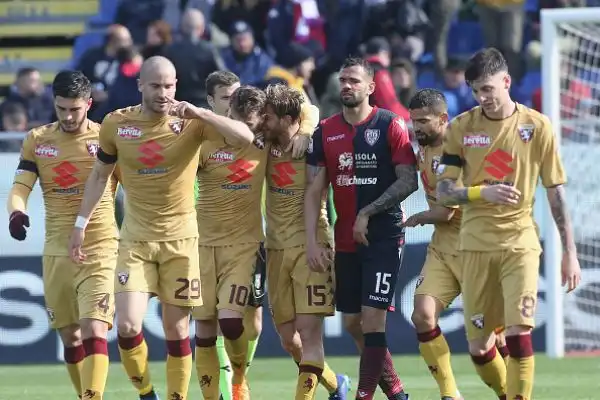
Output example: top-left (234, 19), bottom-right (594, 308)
top-left (0, 0), bottom-right (99, 99)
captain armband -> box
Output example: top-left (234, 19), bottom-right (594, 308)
top-left (467, 186), bottom-right (483, 201)
top-left (97, 148), bottom-right (118, 164)
top-left (440, 153), bottom-right (463, 167)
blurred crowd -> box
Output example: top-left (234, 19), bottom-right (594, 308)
top-left (0, 0), bottom-right (598, 152)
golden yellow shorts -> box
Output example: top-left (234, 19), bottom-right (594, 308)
top-left (415, 246), bottom-right (461, 307)
top-left (43, 252), bottom-right (117, 329)
top-left (461, 249), bottom-right (541, 340)
top-left (267, 245), bottom-right (335, 326)
top-left (192, 242), bottom-right (258, 320)
top-left (115, 238), bottom-right (202, 307)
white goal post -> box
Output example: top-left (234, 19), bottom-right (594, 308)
top-left (541, 7), bottom-right (600, 359)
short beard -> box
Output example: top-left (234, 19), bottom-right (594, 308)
top-left (340, 97), bottom-right (362, 108)
top-left (417, 132), bottom-right (441, 146)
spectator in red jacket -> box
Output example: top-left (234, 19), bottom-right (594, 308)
top-left (364, 37), bottom-right (410, 120)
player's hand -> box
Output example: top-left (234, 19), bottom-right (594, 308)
top-left (69, 227), bottom-right (87, 263)
top-left (8, 210), bottom-right (29, 241)
top-left (353, 212), bottom-right (370, 246)
top-left (286, 134), bottom-right (311, 159)
top-left (401, 214), bottom-right (423, 228)
top-left (481, 184), bottom-right (521, 205)
top-left (307, 242), bottom-right (333, 272)
top-left (561, 251), bottom-right (581, 293)
top-left (168, 99), bottom-right (202, 119)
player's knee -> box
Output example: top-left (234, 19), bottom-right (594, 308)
top-left (468, 336), bottom-right (495, 356)
top-left (280, 334), bottom-right (302, 356)
top-left (79, 318), bottom-right (108, 339)
top-left (243, 310), bottom-right (262, 341)
top-left (343, 314), bottom-right (362, 340)
top-left (219, 317), bottom-right (244, 341)
top-left (505, 328), bottom-right (534, 359)
top-left (58, 324), bottom-right (82, 347)
top-left (411, 305), bottom-right (437, 332)
top-left (361, 308), bottom-right (387, 333)
top-left (117, 318), bottom-right (143, 338)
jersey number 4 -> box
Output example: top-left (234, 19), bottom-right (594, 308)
top-left (271, 161), bottom-right (297, 187)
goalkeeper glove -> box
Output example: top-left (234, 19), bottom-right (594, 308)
top-left (9, 210), bottom-right (30, 241)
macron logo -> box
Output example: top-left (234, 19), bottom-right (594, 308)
top-left (327, 134), bottom-right (345, 142)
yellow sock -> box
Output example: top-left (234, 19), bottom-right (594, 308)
top-left (195, 338), bottom-right (221, 400)
top-left (225, 335), bottom-right (249, 384)
top-left (296, 361), bottom-right (323, 400)
top-left (166, 339), bottom-right (193, 400)
top-left (81, 338), bottom-right (110, 399)
top-left (118, 333), bottom-right (153, 395)
top-left (64, 345), bottom-right (85, 397)
top-left (320, 362), bottom-right (339, 393)
top-left (497, 345), bottom-right (510, 366)
top-left (417, 327), bottom-right (459, 398)
top-left (506, 334), bottom-right (535, 399)
top-left (471, 347), bottom-right (507, 396)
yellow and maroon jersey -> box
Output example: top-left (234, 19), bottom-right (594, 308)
top-left (98, 105), bottom-right (213, 242)
top-left (265, 144), bottom-right (331, 249)
top-left (196, 135), bottom-right (267, 246)
top-left (14, 121), bottom-right (118, 255)
top-left (417, 143), bottom-right (461, 255)
top-left (438, 104), bottom-right (566, 251)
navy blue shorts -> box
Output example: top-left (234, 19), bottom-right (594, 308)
top-left (248, 242), bottom-right (266, 308)
top-left (334, 238), bottom-right (404, 313)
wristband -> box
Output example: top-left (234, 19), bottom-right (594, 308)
top-left (467, 186), bottom-right (482, 201)
top-left (74, 216), bottom-right (89, 229)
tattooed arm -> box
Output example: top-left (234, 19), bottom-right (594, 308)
top-left (546, 185), bottom-right (577, 253)
top-left (436, 178), bottom-right (469, 206)
top-left (358, 164), bottom-right (418, 217)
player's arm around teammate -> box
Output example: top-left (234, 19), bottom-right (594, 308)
top-left (8, 71), bottom-right (117, 400)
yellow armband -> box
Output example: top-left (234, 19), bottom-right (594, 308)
top-left (7, 183), bottom-right (32, 215)
top-left (467, 186), bottom-right (482, 201)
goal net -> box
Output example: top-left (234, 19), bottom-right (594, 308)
top-left (542, 7), bottom-right (600, 358)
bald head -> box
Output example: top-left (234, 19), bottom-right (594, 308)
top-left (181, 8), bottom-right (205, 37)
top-left (138, 56), bottom-right (177, 115)
top-left (140, 56), bottom-right (176, 82)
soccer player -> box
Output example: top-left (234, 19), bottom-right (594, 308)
top-left (6, 70), bottom-right (118, 399)
top-left (200, 71), bottom-right (264, 400)
top-left (68, 56), bottom-right (254, 400)
top-left (436, 48), bottom-right (581, 400)
top-left (193, 82), bottom-right (315, 400)
top-left (406, 88), bottom-right (509, 399)
top-left (263, 84), bottom-right (350, 400)
top-left (306, 56), bottom-right (417, 400)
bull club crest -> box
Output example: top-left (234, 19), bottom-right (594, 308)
top-left (518, 124), bottom-right (534, 143)
top-left (431, 155), bottom-right (441, 174)
top-left (253, 135), bottom-right (265, 149)
top-left (117, 272), bottom-right (129, 285)
top-left (470, 313), bottom-right (484, 329)
top-left (169, 119), bottom-right (183, 134)
top-left (86, 140), bottom-right (99, 157)
top-left (364, 129), bottom-right (380, 146)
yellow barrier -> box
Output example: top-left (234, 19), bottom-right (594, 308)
top-left (0, 47), bottom-right (72, 61)
top-left (0, 22), bottom-right (85, 37)
top-left (0, 1), bottom-right (98, 18)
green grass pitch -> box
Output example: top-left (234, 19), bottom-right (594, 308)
top-left (0, 354), bottom-right (598, 399)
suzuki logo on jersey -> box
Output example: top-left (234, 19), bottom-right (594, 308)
top-left (338, 152), bottom-right (353, 170)
top-left (336, 175), bottom-right (378, 186)
top-left (35, 145), bottom-right (58, 158)
top-left (52, 161), bottom-right (79, 191)
top-left (209, 151), bottom-right (234, 162)
top-left (463, 134), bottom-right (491, 148)
top-left (518, 124), bottom-right (534, 143)
top-left (364, 129), bottom-right (380, 146)
top-left (118, 126), bottom-right (142, 139)
top-left (224, 159), bottom-right (254, 190)
top-left (327, 134), bottom-right (345, 142)
top-left (86, 140), bottom-right (99, 157)
top-left (484, 149), bottom-right (514, 182)
top-left (137, 140), bottom-right (166, 174)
